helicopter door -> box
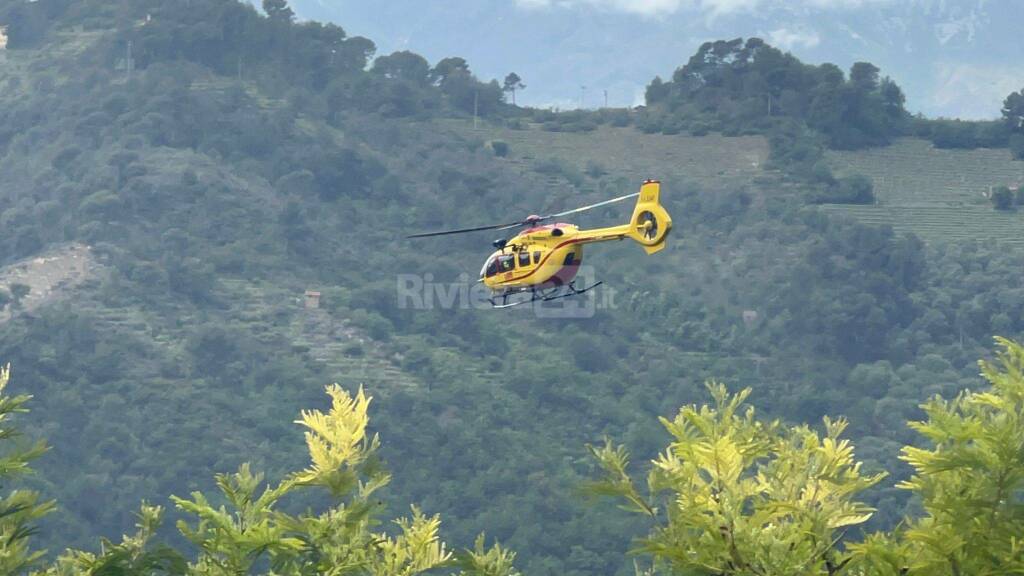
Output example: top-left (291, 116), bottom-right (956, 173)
top-left (518, 251), bottom-right (531, 268)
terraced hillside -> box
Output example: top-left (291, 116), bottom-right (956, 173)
top-left (435, 119), bottom-right (773, 193)
top-left (441, 121), bottom-right (1024, 246)
top-left (824, 139), bottom-right (1024, 244)
top-left (205, 278), bottom-right (422, 395)
top-left (0, 29), bottom-right (105, 94)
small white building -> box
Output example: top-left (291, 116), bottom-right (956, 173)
top-left (0, 26), bottom-right (8, 50)
top-left (304, 290), bottom-right (321, 309)
top-left (742, 310), bottom-right (759, 327)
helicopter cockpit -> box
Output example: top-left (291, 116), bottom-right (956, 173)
top-left (481, 249), bottom-right (544, 278)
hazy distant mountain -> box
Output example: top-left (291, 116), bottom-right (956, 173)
top-left (291, 0), bottom-right (1023, 119)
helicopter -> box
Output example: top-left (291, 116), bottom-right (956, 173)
top-left (408, 179), bottom-right (672, 308)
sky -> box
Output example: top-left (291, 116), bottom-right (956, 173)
top-left (290, 0), bottom-right (1024, 119)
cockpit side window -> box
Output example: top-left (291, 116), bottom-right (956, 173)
top-left (498, 255), bottom-right (515, 272)
top-left (518, 251), bottom-right (531, 267)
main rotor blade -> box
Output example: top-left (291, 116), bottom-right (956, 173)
top-left (406, 221), bottom-right (524, 238)
top-left (543, 192), bottom-right (639, 220)
top-left (408, 191), bottom-right (640, 238)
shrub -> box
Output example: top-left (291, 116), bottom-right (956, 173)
top-left (837, 174), bottom-right (875, 204)
top-left (809, 174), bottom-right (875, 204)
top-left (342, 341), bottom-right (365, 356)
top-left (9, 283), bottom-right (30, 307)
top-left (490, 140), bottom-right (509, 157)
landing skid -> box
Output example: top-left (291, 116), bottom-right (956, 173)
top-left (488, 280), bottom-right (604, 309)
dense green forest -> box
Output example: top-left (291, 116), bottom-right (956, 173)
top-left (0, 0), bottom-right (1022, 574)
top-left (4, 338), bottom-right (1024, 574)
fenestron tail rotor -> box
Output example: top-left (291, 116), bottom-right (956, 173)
top-left (407, 191), bottom-right (641, 239)
top-left (626, 180), bottom-right (672, 254)
top-left (637, 211), bottom-right (658, 240)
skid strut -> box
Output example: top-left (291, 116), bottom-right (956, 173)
top-left (487, 280), bottom-right (603, 309)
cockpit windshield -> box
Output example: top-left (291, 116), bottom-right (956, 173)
top-left (483, 256), bottom-right (499, 278)
top-left (482, 254), bottom-right (519, 279)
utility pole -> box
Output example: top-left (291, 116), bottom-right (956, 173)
top-left (579, 85), bottom-right (586, 109)
top-left (603, 89), bottom-right (608, 108)
top-left (126, 40), bottom-right (133, 82)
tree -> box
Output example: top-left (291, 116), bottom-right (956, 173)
top-left (440, 74), bottom-right (503, 117)
top-left (588, 383), bottom-right (885, 576)
top-left (852, 337), bottom-right (1024, 575)
top-left (9, 284), bottom-right (30, 309)
top-left (645, 76), bottom-right (669, 104)
top-left (879, 77), bottom-right (905, 118)
top-left (372, 51), bottom-right (431, 85)
top-left (837, 174), bottom-right (875, 204)
top-left (108, 150), bottom-right (139, 190)
top-left (503, 73), bottom-right (525, 105)
top-left (0, 365), bottom-right (53, 575)
top-left (36, 384), bottom-right (520, 576)
top-left (1001, 88), bottom-right (1024, 131)
top-left (990, 186), bottom-right (1014, 210)
top-left (1011, 133), bottom-right (1024, 160)
top-left (590, 340), bottom-right (1024, 576)
top-left (336, 36), bottom-right (376, 73)
top-left (262, 0), bottom-right (294, 23)
top-left (808, 174), bottom-right (875, 205)
top-left (431, 57), bottom-right (470, 87)
top-left (850, 62), bottom-right (880, 93)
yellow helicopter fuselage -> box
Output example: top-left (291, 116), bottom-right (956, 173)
top-left (480, 180), bottom-right (672, 293)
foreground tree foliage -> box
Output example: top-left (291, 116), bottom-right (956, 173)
top-left (0, 365), bottom-right (54, 575)
top-left (0, 375), bottom-right (518, 576)
top-left (588, 384), bottom-right (885, 575)
top-left (1, 1), bottom-right (1023, 573)
top-left (2, 334), bottom-right (1024, 575)
top-left (590, 338), bottom-right (1024, 576)
top-left (854, 336), bottom-right (1024, 576)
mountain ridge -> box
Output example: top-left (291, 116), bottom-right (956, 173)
top-left (292, 0), bottom-right (1023, 118)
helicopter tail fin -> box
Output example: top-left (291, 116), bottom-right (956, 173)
top-left (626, 180), bottom-right (672, 254)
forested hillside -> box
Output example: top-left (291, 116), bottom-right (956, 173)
top-left (0, 1), bottom-right (1022, 574)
